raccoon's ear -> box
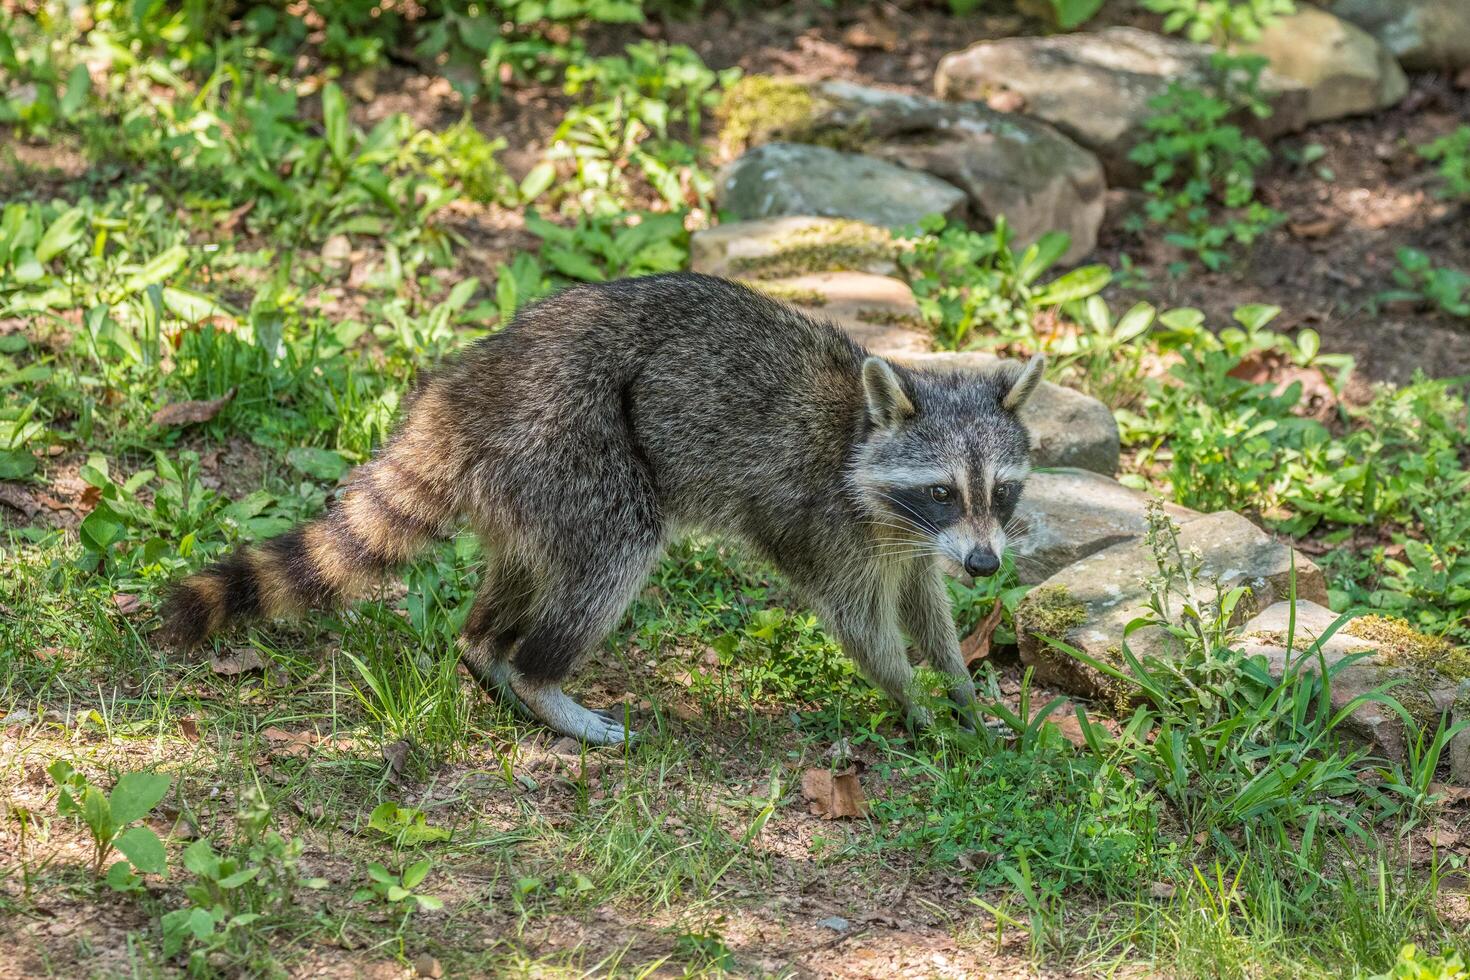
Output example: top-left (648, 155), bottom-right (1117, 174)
top-left (1000, 354), bottom-right (1046, 412)
top-left (861, 356), bottom-right (916, 430)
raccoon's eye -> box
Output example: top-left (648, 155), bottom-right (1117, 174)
top-left (994, 483), bottom-right (1018, 505)
top-left (929, 485), bottom-right (953, 504)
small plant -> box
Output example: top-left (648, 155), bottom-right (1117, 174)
top-left (673, 927), bottom-right (737, 972)
top-left (366, 801), bottom-right (452, 847)
top-left (1127, 56), bottom-right (1283, 272)
top-left (161, 787), bottom-right (327, 967)
top-left (1381, 248), bottom-right (1470, 318)
top-left (49, 761), bottom-right (170, 890)
top-left (1370, 944), bottom-right (1469, 980)
top-left (897, 215), bottom-right (1110, 351)
top-left (1418, 126), bottom-right (1470, 202)
top-left (523, 210), bottom-right (690, 282)
top-left (1141, 0), bottom-right (1295, 45)
top-left (353, 859), bottom-right (445, 917)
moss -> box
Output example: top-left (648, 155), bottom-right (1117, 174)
top-left (715, 75), bottom-right (871, 155)
top-left (1017, 585), bottom-right (1087, 641)
top-left (726, 219), bottom-right (898, 280)
top-left (741, 280), bottom-right (828, 307)
top-left (1347, 614), bottom-right (1470, 681)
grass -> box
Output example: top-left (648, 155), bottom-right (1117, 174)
top-left (3, 2), bottom-right (1470, 977)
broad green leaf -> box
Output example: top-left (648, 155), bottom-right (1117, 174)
top-left (1049, 0), bottom-right (1104, 29)
top-left (122, 245), bottom-right (187, 294)
top-left (217, 867), bottom-right (262, 889)
top-left (322, 82), bottom-right (350, 163)
top-left (1033, 264), bottom-right (1111, 306)
top-left (114, 825), bottom-right (167, 874)
top-left (106, 860), bottom-right (141, 891)
top-left (60, 63), bottom-right (91, 119)
top-left (82, 785), bottom-right (114, 843)
top-left (519, 162), bottom-right (556, 202)
top-left (286, 446), bottom-right (349, 481)
top-left (401, 858), bottom-right (432, 889)
top-left (108, 771), bottom-right (171, 825)
top-left (36, 208), bottom-right (85, 263)
top-left (182, 838), bottom-right (220, 879)
top-left (1233, 303), bottom-right (1281, 332)
top-left (0, 448), bottom-right (36, 479)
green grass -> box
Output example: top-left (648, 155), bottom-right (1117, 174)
top-left (4, 2), bottom-right (1470, 977)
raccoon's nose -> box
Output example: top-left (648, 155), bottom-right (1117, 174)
top-left (964, 548), bottom-right (1000, 578)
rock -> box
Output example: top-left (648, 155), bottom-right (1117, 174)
top-left (934, 27), bottom-right (1311, 183)
top-left (894, 352), bottom-right (1120, 474)
top-left (1011, 469), bottom-right (1202, 583)
top-left (1238, 8), bottom-right (1408, 124)
top-left (690, 216), bottom-right (899, 280)
top-left (1332, 0), bottom-right (1470, 70)
top-left (1239, 602), bottom-right (1470, 776)
top-left (803, 81), bottom-right (1106, 262)
top-left (716, 143), bottom-right (969, 231)
top-left (1015, 511), bottom-right (1328, 701)
top-left (747, 272), bottom-right (932, 357)
top-left (816, 915), bottom-right (851, 932)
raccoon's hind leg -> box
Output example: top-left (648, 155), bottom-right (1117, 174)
top-left (461, 550), bottom-right (540, 714)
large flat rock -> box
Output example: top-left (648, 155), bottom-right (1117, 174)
top-left (1239, 602), bottom-right (1470, 777)
top-left (1332, 0), bottom-right (1470, 70)
top-left (745, 272), bottom-right (932, 357)
top-left (690, 216), bottom-right (900, 280)
top-left (1011, 468), bottom-right (1201, 583)
top-left (894, 352), bottom-right (1120, 475)
top-left (1015, 511), bottom-right (1329, 702)
top-left (934, 27), bottom-right (1310, 183)
top-left (804, 81), bottom-right (1106, 263)
top-left (716, 143), bottom-right (969, 231)
top-left (1239, 8), bottom-right (1407, 124)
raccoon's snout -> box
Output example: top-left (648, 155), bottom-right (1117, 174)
top-left (963, 548), bottom-right (1000, 578)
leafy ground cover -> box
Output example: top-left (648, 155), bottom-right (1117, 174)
top-left (2, 1), bottom-right (1469, 977)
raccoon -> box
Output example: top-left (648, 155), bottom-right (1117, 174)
top-left (159, 273), bottom-right (1043, 744)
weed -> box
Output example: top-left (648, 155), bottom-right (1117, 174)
top-left (1381, 248), bottom-right (1470, 319)
top-left (1419, 126), bottom-right (1470, 202)
top-left (49, 761), bottom-right (171, 889)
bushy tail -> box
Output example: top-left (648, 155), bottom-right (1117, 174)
top-left (158, 447), bottom-right (458, 649)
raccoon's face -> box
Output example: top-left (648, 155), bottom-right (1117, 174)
top-left (850, 355), bottom-right (1043, 584)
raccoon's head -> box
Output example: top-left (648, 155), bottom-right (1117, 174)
top-left (850, 354), bottom-right (1044, 584)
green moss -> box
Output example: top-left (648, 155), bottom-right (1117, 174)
top-left (1018, 585), bottom-right (1087, 641)
top-left (716, 76), bottom-right (821, 154)
top-left (1347, 614), bottom-right (1470, 681)
top-left (715, 75), bottom-right (871, 155)
top-left (726, 219), bottom-right (898, 280)
top-left (741, 280), bottom-right (827, 306)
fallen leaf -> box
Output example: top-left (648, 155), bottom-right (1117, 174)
top-left (1425, 828), bottom-right (1461, 849)
top-left (77, 484), bottom-right (101, 513)
top-left (382, 738), bottom-right (412, 784)
top-left (961, 601), bottom-right (1005, 666)
top-left (1149, 881), bottom-right (1176, 899)
top-left (1288, 217), bottom-right (1339, 239)
top-left (1227, 351), bottom-right (1338, 421)
top-left (260, 726), bottom-right (323, 758)
top-left (179, 715), bottom-right (200, 742)
top-left (802, 766), bottom-right (869, 820)
top-left (218, 199), bottom-right (255, 233)
top-left (112, 593), bottom-right (142, 615)
top-left (1430, 782), bottom-right (1470, 805)
top-left (211, 647), bottom-right (265, 676)
top-left (151, 387), bottom-right (236, 428)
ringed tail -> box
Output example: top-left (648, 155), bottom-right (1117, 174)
top-left (158, 387), bottom-right (463, 649)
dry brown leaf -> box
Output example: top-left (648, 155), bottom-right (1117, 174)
top-left (218, 199), bottom-right (255, 233)
top-left (210, 647), bottom-right (265, 676)
top-left (260, 726), bottom-right (322, 758)
top-left (1288, 217), bottom-right (1339, 239)
top-left (1425, 828), bottom-right (1461, 849)
top-left (1149, 881), bottom-right (1177, 899)
top-left (179, 715), bottom-right (200, 742)
top-left (1430, 782), bottom-right (1470, 805)
top-left (802, 766), bottom-right (869, 820)
top-left (151, 387), bottom-right (237, 428)
top-left (961, 601), bottom-right (1006, 666)
top-left (382, 738), bottom-right (412, 784)
top-left (112, 593), bottom-right (142, 615)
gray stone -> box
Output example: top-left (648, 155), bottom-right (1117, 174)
top-left (1239, 8), bottom-right (1408, 124)
top-left (934, 27), bottom-right (1311, 183)
top-left (716, 143), bottom-right (968, 231)
top-left (808, 81), bottom-right (1106, 262)
top-left (1239, 601), bottom-right (1470, 776)
top-left (1015, 511), bottom-right (1329, 702)
top-left (1332, 0), bottom-right (1470, 70)
top-left (1011, 468), bottom-right (1202, 584)
top-left (746, 272), bottom-right (932, 357)
top-left (894, 351), bottom-right (1121, 475)
top-left (689, 216), bottom-right (899, 281)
